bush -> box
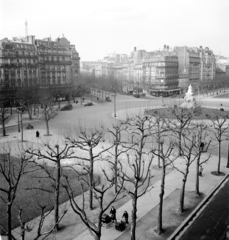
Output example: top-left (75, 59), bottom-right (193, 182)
top-left (220, 108), bottom-right (224, 111)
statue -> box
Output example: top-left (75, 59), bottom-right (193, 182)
top-left (180, 85), bottom-right (197, 109)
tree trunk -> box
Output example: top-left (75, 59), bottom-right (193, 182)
top-left (196, 154), bottom-right (200, 196)
top-left (19, 222), bottom-right (25, 240)
top-left (7, 202), bottom-right (12, 240)
top-left (28, 107), bottom-right (32, 120)
top-left (2, 119), bottom-right (6, 136)
top-left (158, 165), bottom-right (165, 234)
top-left (130, 196), bottom-right (138, 240)
top-left (33, 104), bottom-right (36, 116)
top-left (179, 130), bottom-right (182, 156)
top-left (89, 148), bottom-right (94, 210)
top-left (45, 114), bottom-right (50, 135)
top-left (20, 113), bottom-right (24, 142)
top-left (218, 140), bottom-right (221, 174)
top-left (114, 143), bottom-right (118, 193)
top-left (54, 158), bottom-right (61, 230)
top-left (179, 176), bottom-right (187, 213)
top-left (157, 135), bottom-right (161, 168)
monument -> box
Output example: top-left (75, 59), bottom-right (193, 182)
top-left (180, 85), bottom-right (197, 109)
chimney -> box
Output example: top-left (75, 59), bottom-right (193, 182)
top-left (167, 45), bottom-right (169, 50)
top-left (134, 47), bottom-right (137, 51)
top-left (200, 46), bottom-right (202, 48)
top-left (164, 44), bottom-right (166, 50)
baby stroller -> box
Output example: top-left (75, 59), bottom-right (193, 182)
top-left (102, 214), bottom-right (112, 228)
top-left (115, 220), bottom-right (126, 231)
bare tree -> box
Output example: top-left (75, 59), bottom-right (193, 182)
top-left (0, 147), bottom-right (34, 240)
top-left (17, 204), bottom-right (67, 240)
top-left (150, 110), bottom-right (168, 168)
top-left (166, 105), bottom-right (201, 156)
top-left (172, 130), bottom-right (199, 213)
top-left (0, 106), bottom-right (10, 136)
top-left (39, 90), bottom-right (57, 136)
top-left (192, 123), bottom-right (211, 195)
top-left (105, 123), bottom-right (133, 193)
top-left (66, 125), bottom-right (113, 210)
top-left (151, 139), bottom-right (177, 234)
top-left (118, 115), bottom-right (154, 240)
top-left (207, 111), bottom-right (229, 174)
top-left (16, 86), bottom-right (39, 120)
top-left (63, 167), bottom-right (125, 240)
top-left (26, 142), bottom-right (75, 230)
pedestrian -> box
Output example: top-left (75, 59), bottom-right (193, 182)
top-left (36, 130), bottom-right (40, 138)
top-left (110, 206), bottom-right (116, 222)
top-left (200, 142), bottom-right (205, 152)
top-left (122, 211), bottom-right (129, 224)
top-left (199, 165), bottom-right (203, 177)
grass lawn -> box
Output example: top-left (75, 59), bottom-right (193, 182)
top-left (116, 189), bottom-right (205, 240)
top-left (145, 107), bottom-right (226, 120)
top-left (0, 154), bottom-right (98, 235)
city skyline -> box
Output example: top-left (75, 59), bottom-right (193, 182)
top-left (1, 0), bottom-right (229, 61)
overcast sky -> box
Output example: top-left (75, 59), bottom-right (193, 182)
top-left (1, 0), bottom-right (229, 61)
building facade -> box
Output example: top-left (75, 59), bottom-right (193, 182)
top-left (198, 46), bottom-right (216, 81)
top-left (215, 56), bottom-right (229, 78)
top-left (143, 53), bottom-right (179, 97)
top-left (174, 46), bottom-right (200, 83)
top-left (0, 35), bottom-right (80, 104)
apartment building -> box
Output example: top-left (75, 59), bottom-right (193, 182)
top-left (174, 46), bottom-right (200, 82)
top-left (0, 35), bottom-right (80, 103)
top-left (198, 46), bottom-right (216, 81)
top-left (215, 55), bottom-right (229, 78)
top-left (142, 53), bottom-right (179, 97)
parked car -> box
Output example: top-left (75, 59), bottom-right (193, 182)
top-left (25, 123), bottom-right (34, 129)
top-left (105, 97), bottom-right (111, 102)
top-left (60, 104), bottom-right (73, 111)
top-left (84, 102), bottom-right (94, 106)
top-left (133, 93), bottom-right (140, 98)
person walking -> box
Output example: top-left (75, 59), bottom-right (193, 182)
top-left (122, 211), bottom-right (129, 224)
top-left (110, 206), bottom-right (116, 222)
top-left (36, 130), bottom-right (40, 138)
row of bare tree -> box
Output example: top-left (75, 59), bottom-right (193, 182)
top-left (0, 104), bottom-right (228, 240)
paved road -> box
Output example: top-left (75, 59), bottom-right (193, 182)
top-left (2, 94), bottom-right (161, 138)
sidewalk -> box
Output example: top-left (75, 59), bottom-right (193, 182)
top-left (73, 154), bottom-right (229, 240)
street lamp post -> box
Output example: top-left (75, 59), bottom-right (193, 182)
top-left (17, 110), bottom-right (20, 132)
top-left (16, 107), bottom-right (24, 142)
top-left (114, 92), bottom-right (116, 117)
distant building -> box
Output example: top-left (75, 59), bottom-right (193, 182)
top-left (174, 46), bottom-right (200, 82)
top-left (0, 35), bottom-right (80, 103)
top-left (198, 46), bottom-right (216, 81)
top-left (215, 55), bottom-right (229, 78)
top-left (143, 51), bottom-right (179, 97)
